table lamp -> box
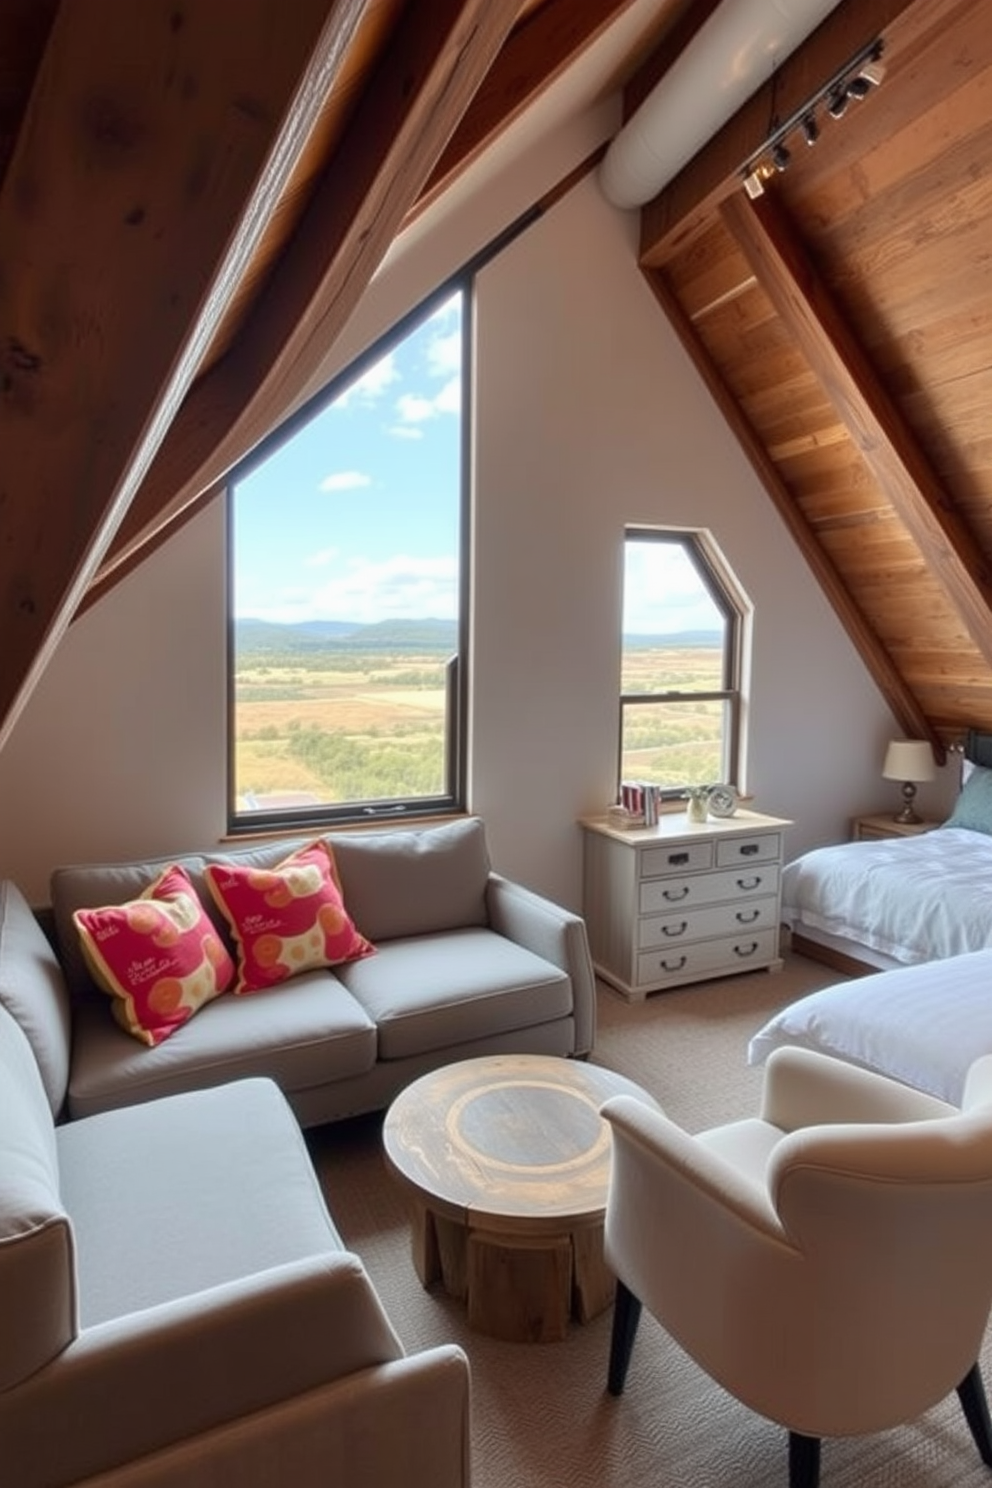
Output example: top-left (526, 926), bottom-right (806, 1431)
top-left (882, 739), bottom-right (935, 824)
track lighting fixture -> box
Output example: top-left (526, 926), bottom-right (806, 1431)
top-left (826, 86), bottom-right (848, 118)
top-left (740, 37), bottom-right (884, 192)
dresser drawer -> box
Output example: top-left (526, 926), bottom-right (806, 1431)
top-left (640, 841), bottom-right (713, 877)
top-left (714, 832), bottom-right (781, 868)
top-left (639, 863), bottom-right (779, 915)
top-left (636, 927), bottom-right (779, 989)
top-left (639, 896), bottom-right (779, 950)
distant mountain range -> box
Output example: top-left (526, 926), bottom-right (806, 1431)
top-left (236, 618), bottom-right (459, 655)
top-left (623, 629), bottom-right (722, 648)
top-left (236, 618), bottom-right (722, 656)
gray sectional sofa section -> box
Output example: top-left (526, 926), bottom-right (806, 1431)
top-left (7, 816), bottom-right (596, 1127)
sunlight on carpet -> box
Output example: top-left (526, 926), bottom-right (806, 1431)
top-left (307, 953), bottom-right (992, 1488)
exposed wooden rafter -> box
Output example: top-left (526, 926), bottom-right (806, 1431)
top-left (416, 0), bottom-right (643, 215)
top-left (0, 0), bottom-right (362, 748)
top-left (91, 0), bottom-right (524, 598)
top-left (642, 266), bottom-right (940, 752)
top-left (721, 187), bottom-right (992, 700)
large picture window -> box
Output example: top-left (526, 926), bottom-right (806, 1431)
top-left (227, 283), bottom-right (468, 831)
top-left (619, 528), bottom-right (747, 793)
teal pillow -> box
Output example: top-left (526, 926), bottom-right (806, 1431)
top-left (943, 764), bottom-right (992, 835)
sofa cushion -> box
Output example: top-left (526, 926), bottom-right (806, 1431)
top-left (0, 880), bottom-right (72, 1118)
top-left (204, 840), bottom-right (374, 994)
top-left (73, 864), bottom-right (236, 1046)
top-left (328, 817), bottom-right (491, 943)
top-left (0, 1003), bottom-right (76, 1391)
top-left (66, 970), bottom-right (377, 1121)
top-left (51, 852), bottom-right (208, 1002)
top-left (57, 1077), bottom-right (345, 1326)
top-left (335, 926), bottom-right (573, 1060)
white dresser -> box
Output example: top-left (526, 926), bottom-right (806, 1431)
top-left (580, 809), bottom-right (792, 1001)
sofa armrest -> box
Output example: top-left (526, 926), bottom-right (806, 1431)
top-left (31, 1348), bottom-right (472, 1488)
top-left (0, 1253), bottom-right (408, 1488)
top-left (485, 873), bottom-right (596, 1054)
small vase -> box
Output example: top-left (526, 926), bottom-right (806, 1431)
top-left (687, 793), bottom-right (708, 824)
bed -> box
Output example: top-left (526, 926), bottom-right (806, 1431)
top-left (783, 735), bottom-right (992, 975)
top-left (751, 734), bottom-right (992, 1101)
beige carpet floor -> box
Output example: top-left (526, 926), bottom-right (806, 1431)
top-left (307, 953), bottom-right (992, 1487)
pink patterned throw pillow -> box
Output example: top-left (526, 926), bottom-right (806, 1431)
top-left (203, 840), bottom-right (375, 994)
top-left (73, 864), bottom-right (236, 1046)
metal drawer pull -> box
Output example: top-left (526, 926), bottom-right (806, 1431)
top-left (739, 843), bottom-right (760, 856)
top-left (733, 941), bottom-right (760, 959)
top-left (668, 851), bottom-right (690, 865)
top-left (661, 956), bottom-right (687, 972)
top-left (662, 921), bottom-right (688, 938)
top-left (736, 876), bottom-right (762, 891)
top-left (735, 909), bottom-right (760, 924)
top-left (662, 886), bottom-right (690, 901)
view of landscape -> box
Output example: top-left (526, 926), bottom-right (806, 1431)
top-left (233, 620), bottom-right (725, 808)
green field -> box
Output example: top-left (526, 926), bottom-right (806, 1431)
top-left (233, 642), bottom-right (725, 808)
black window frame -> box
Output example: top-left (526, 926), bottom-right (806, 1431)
top-left (225, 274), bottom-right (473, 836)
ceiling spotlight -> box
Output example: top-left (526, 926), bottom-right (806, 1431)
top-left (802, 113), bottom-right (819, 146)
top-left (742, 168), bottom-right (766, 199)
top-left (827, 87), bottom-right (849, 119)
top-left (860, 59), bottom-right (886, 86)
top-left (846, 75), bottom-right (871, 100)
top-left (771, 142), bottom-right (791, 172)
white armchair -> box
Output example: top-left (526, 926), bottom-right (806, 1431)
top-left (601, 1045), bottom-right (992, 1488)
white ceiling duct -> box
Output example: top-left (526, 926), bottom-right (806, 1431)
top-left (599, 0), bottom-right (843, 210)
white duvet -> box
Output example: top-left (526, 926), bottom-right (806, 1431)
top-left (748, 947), bottom-right (992, 1104)
top-left (781, 826), bottom-right (992, 965)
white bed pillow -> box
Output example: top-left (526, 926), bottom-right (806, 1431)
top-left (748, 949), bottom-right (992, 1105)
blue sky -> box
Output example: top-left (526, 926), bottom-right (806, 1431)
top-left (233, 287), bottom-right (728, 636)
top-left (233, 292), bottom-right (464, 626)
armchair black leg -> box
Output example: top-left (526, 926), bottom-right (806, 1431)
top-left (607, 1280), bottom-right (642, 1396)
top-left (788, 1431), bottom-right (820, 1488)
top-left (957, 1363), bottom-right (992, 1466)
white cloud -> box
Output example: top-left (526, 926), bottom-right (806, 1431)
top-left (319, 470), bottom-right (371, 492)
top-left (396, 392), bottom-right (436, 425)
top-left (303, 547), bottom-right (338, 569)
top-left (623, 542), bottom-right (723, 634)
top-left (395, 373), bottom-right (461, 426)
top-left (241, 554), bottom-right (458, 626)
top-left (428, 329), bottom-right (461, 377)
top-left (336, 351), bottom-right (398, 406)
top-left (434, 376), bottom-right (461, 414)
top-left (388, 425), bottom-right (423, 440)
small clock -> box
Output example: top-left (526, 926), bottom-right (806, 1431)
top-left (707, 784), bottom-right (739, 819)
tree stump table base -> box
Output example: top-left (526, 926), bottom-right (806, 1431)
top-left (383, 1053), bottom-right (659, 1343)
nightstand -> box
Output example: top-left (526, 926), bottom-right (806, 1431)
top-left (851, 813), bottom-right (940, 841)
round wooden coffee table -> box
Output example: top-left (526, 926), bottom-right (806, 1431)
top-left (382, 1053), bottom-right (659, 1343)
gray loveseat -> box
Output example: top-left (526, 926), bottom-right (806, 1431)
top-left (16, 816), bottom-right (596, 1127)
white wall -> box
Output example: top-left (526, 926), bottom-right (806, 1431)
top-left (0, 117), bottom-right (955, 907)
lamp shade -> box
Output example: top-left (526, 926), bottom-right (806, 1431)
top-left (882, 740), bottom-right (935, 784)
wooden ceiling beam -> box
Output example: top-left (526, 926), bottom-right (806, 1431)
top-left (0, 0), bottom-right (363, 748)
top-left (638, 0), bottom-right (919, 269)
top-left (642, 267), bottom-right (940, 753)
top-left (720, 187), bottom-right (992, 680)
top-left (415, 0), bottom-right (643, 215)
top-left (93, 0), bottom-right (523, 594)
